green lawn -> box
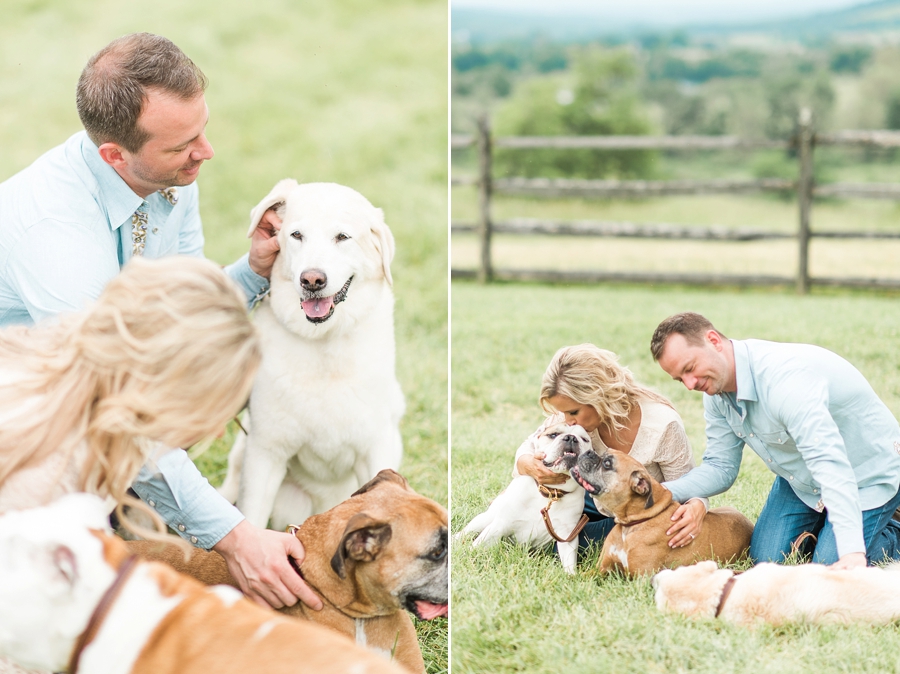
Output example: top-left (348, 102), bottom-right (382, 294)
top-left (1, 2), bottom-right (447, 671)
top-left (451, 279), bottom-right (900, 674)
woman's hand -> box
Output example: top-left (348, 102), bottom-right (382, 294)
top-left (516, 453), bottom-right (568, 486)
top-left (666, 498), bottom-right (707, 548)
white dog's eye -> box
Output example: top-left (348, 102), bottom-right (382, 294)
top-left (290, 231), bottom-right (303, 241)
top-left (335, 232), bottom-right (351, 242)
top-left (548, 433), bottom-right (559, 439)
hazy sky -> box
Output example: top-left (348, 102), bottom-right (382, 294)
top-left (452, 0), bottom-right (869, 27)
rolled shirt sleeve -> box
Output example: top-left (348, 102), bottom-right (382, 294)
top-left (132, 449), bottom-right (244, 550)
top-left (224, 252), bottom-right (270, 307)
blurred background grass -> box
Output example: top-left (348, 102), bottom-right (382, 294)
top-left (0, 1), bottom-right (447, 670)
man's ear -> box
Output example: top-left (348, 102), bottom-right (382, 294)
top-left (707, 330), bottom-right (724, 350)
top-left (97, 142), bottom-right (128, 169)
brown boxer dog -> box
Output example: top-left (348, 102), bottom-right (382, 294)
top-left (127, 470), bottom-right (447, 674)
top-left (570, 449), bottom-right (753, 577)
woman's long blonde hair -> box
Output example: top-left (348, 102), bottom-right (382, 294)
top-left (0, 256), bottom-right (261, 538)
top-left (539, 344), bottom-right (673, 440)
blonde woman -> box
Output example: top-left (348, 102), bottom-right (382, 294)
top-left (0, 256), bottom-right (320, 611)
top-left (514, 344), bottom-right (707, 550)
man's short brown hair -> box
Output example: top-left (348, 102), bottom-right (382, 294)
top-left (650, 312), bottom-right (726, 361)
top-left (76, 33), bottom-right (208, 153)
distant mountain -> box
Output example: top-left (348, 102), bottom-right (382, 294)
top-left (452, 0), bottom-right (900, 44)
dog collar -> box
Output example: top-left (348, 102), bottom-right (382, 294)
top-left (537, 484), bottom-right (575, 501)
top-left (714, 574), bottom-right (739, 618)
top-left (537, 484), bottom-right (589, 543)
top-left (68, 555), bottom-right (139, 674)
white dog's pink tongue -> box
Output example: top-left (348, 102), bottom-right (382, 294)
top-left (415, 601), bottom-right (448, 620)
top-left (302, 296), bottom-right (334, 318)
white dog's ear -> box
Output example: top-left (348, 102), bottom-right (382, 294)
top-left (370, 208), bottom-right (395, 287)
top-left (51, 544), bottom-right (79, 586)
top-left (247, 179), bottom-right (298, 238)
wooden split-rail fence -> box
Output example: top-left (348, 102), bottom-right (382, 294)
top-left (451, 109), bottom-right (900, 293)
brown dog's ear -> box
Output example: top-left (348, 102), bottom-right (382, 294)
top-left (630, 471), bottom-right (655, 509)
top-left (351, 469), bottom-right (409, 497)
top-left (330, 513), bottom-right (393, 579)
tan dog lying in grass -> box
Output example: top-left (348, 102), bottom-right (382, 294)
top-left (570, 449), bottom-right (753, 576)
top-left (128, 470), bottom-right (447, 674)
top-left (653, 559), bottom-right (900, 626)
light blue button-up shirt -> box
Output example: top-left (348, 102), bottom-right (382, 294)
top-left (0, 131), bottom-right (269, 548)
top-left (665, 339), bottom-right (900, 558)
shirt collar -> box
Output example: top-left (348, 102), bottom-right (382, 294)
top-left (731, 339), bottom-right (757, 402)
top-left (80, 133), bottom-right (145, 231)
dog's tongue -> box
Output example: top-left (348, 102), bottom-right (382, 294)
top-left (301, 296), bottom-right (334, 318)
top-left (415, 601), bottom-right (448, 620)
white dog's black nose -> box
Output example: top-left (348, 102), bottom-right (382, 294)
top-left (300, 269), bottom-right (328, 291)
top-left (562, 434), bottom-right (578, 451)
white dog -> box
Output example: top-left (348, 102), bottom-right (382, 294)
top-left (455, 423), bottom-right (591, 574)
top-left (219, 180), bottom-right (404, 530)
top-left (652, 559), bottom-right (900, 626)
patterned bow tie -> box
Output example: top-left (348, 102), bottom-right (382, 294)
top-left (131, 204), bottom-right (149, 257)
top-left (131, 189), bottom-right (179, 257)
top-left (159, 187), bottom-right (179, 206)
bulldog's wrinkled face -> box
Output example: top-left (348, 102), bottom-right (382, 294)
top-left (534, 423), bottom-right (592, 474)
top-left (570, 448), bottom-right (655, 513)
top-left (0, 494), bottom-right (116, 671)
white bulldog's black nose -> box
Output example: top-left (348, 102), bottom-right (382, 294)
top-left (300, 269), bottom-right (328, 291)
top-left (562, 434), bottom-right (578, 450)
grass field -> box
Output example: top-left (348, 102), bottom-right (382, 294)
top-left (0, 2), bottom-right (447, 671)
top-left (451, 280), bottom-right (900, 674)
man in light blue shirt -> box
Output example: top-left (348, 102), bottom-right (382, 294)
top-left (0, 33), bottom-right (320, 610)
top-left (651, 311), bottom-right (900, 570)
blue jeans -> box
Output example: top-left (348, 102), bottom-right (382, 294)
top-left (750, 476), bottom-right (900, 565)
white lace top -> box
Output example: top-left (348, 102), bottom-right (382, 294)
top-left (513, 399), bottom-right (695, 483)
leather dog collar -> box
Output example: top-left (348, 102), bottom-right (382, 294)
top-left (714, 573), bottom-right (739, 618)
top-left (68, 555), bottom-right (139, 674)
top-left (537, 484), bottom-right (589, 543)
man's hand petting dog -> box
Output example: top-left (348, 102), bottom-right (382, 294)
top-left (248, 206), bottom-right (282, 278)
top-left (213, 519), bottom-right (322, 610)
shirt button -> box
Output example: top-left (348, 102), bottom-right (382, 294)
top-left (789, 475), bottom-right (794, 480)
top-left (738, 433), bottom-right (743, 437)
top-left (749, 433), bottom-right (754, 438)
top-left (178, 524), bottom-right (186, 532)
top-left (152, 227), bottom-right (159, 234)
top-left (190, 536), bottom-right (198, 544)
top-left (768, 458), bottom-right (773, 462)
top-left (148, 500), bottom-right (156, 508)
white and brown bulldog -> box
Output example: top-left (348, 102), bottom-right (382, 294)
top-left (455, 423), bottom-right (591, 574)
top-left (571, 448), bottom-right (753, 576)
top-left (128, 469), bottom-right (447, 674)
top-left (0, 493), bottom-right (404, 674)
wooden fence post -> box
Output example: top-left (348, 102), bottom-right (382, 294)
top-left (796, 107), bottom-right (814, 295)
top-left (476, 114), bottom-right (493, 283)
